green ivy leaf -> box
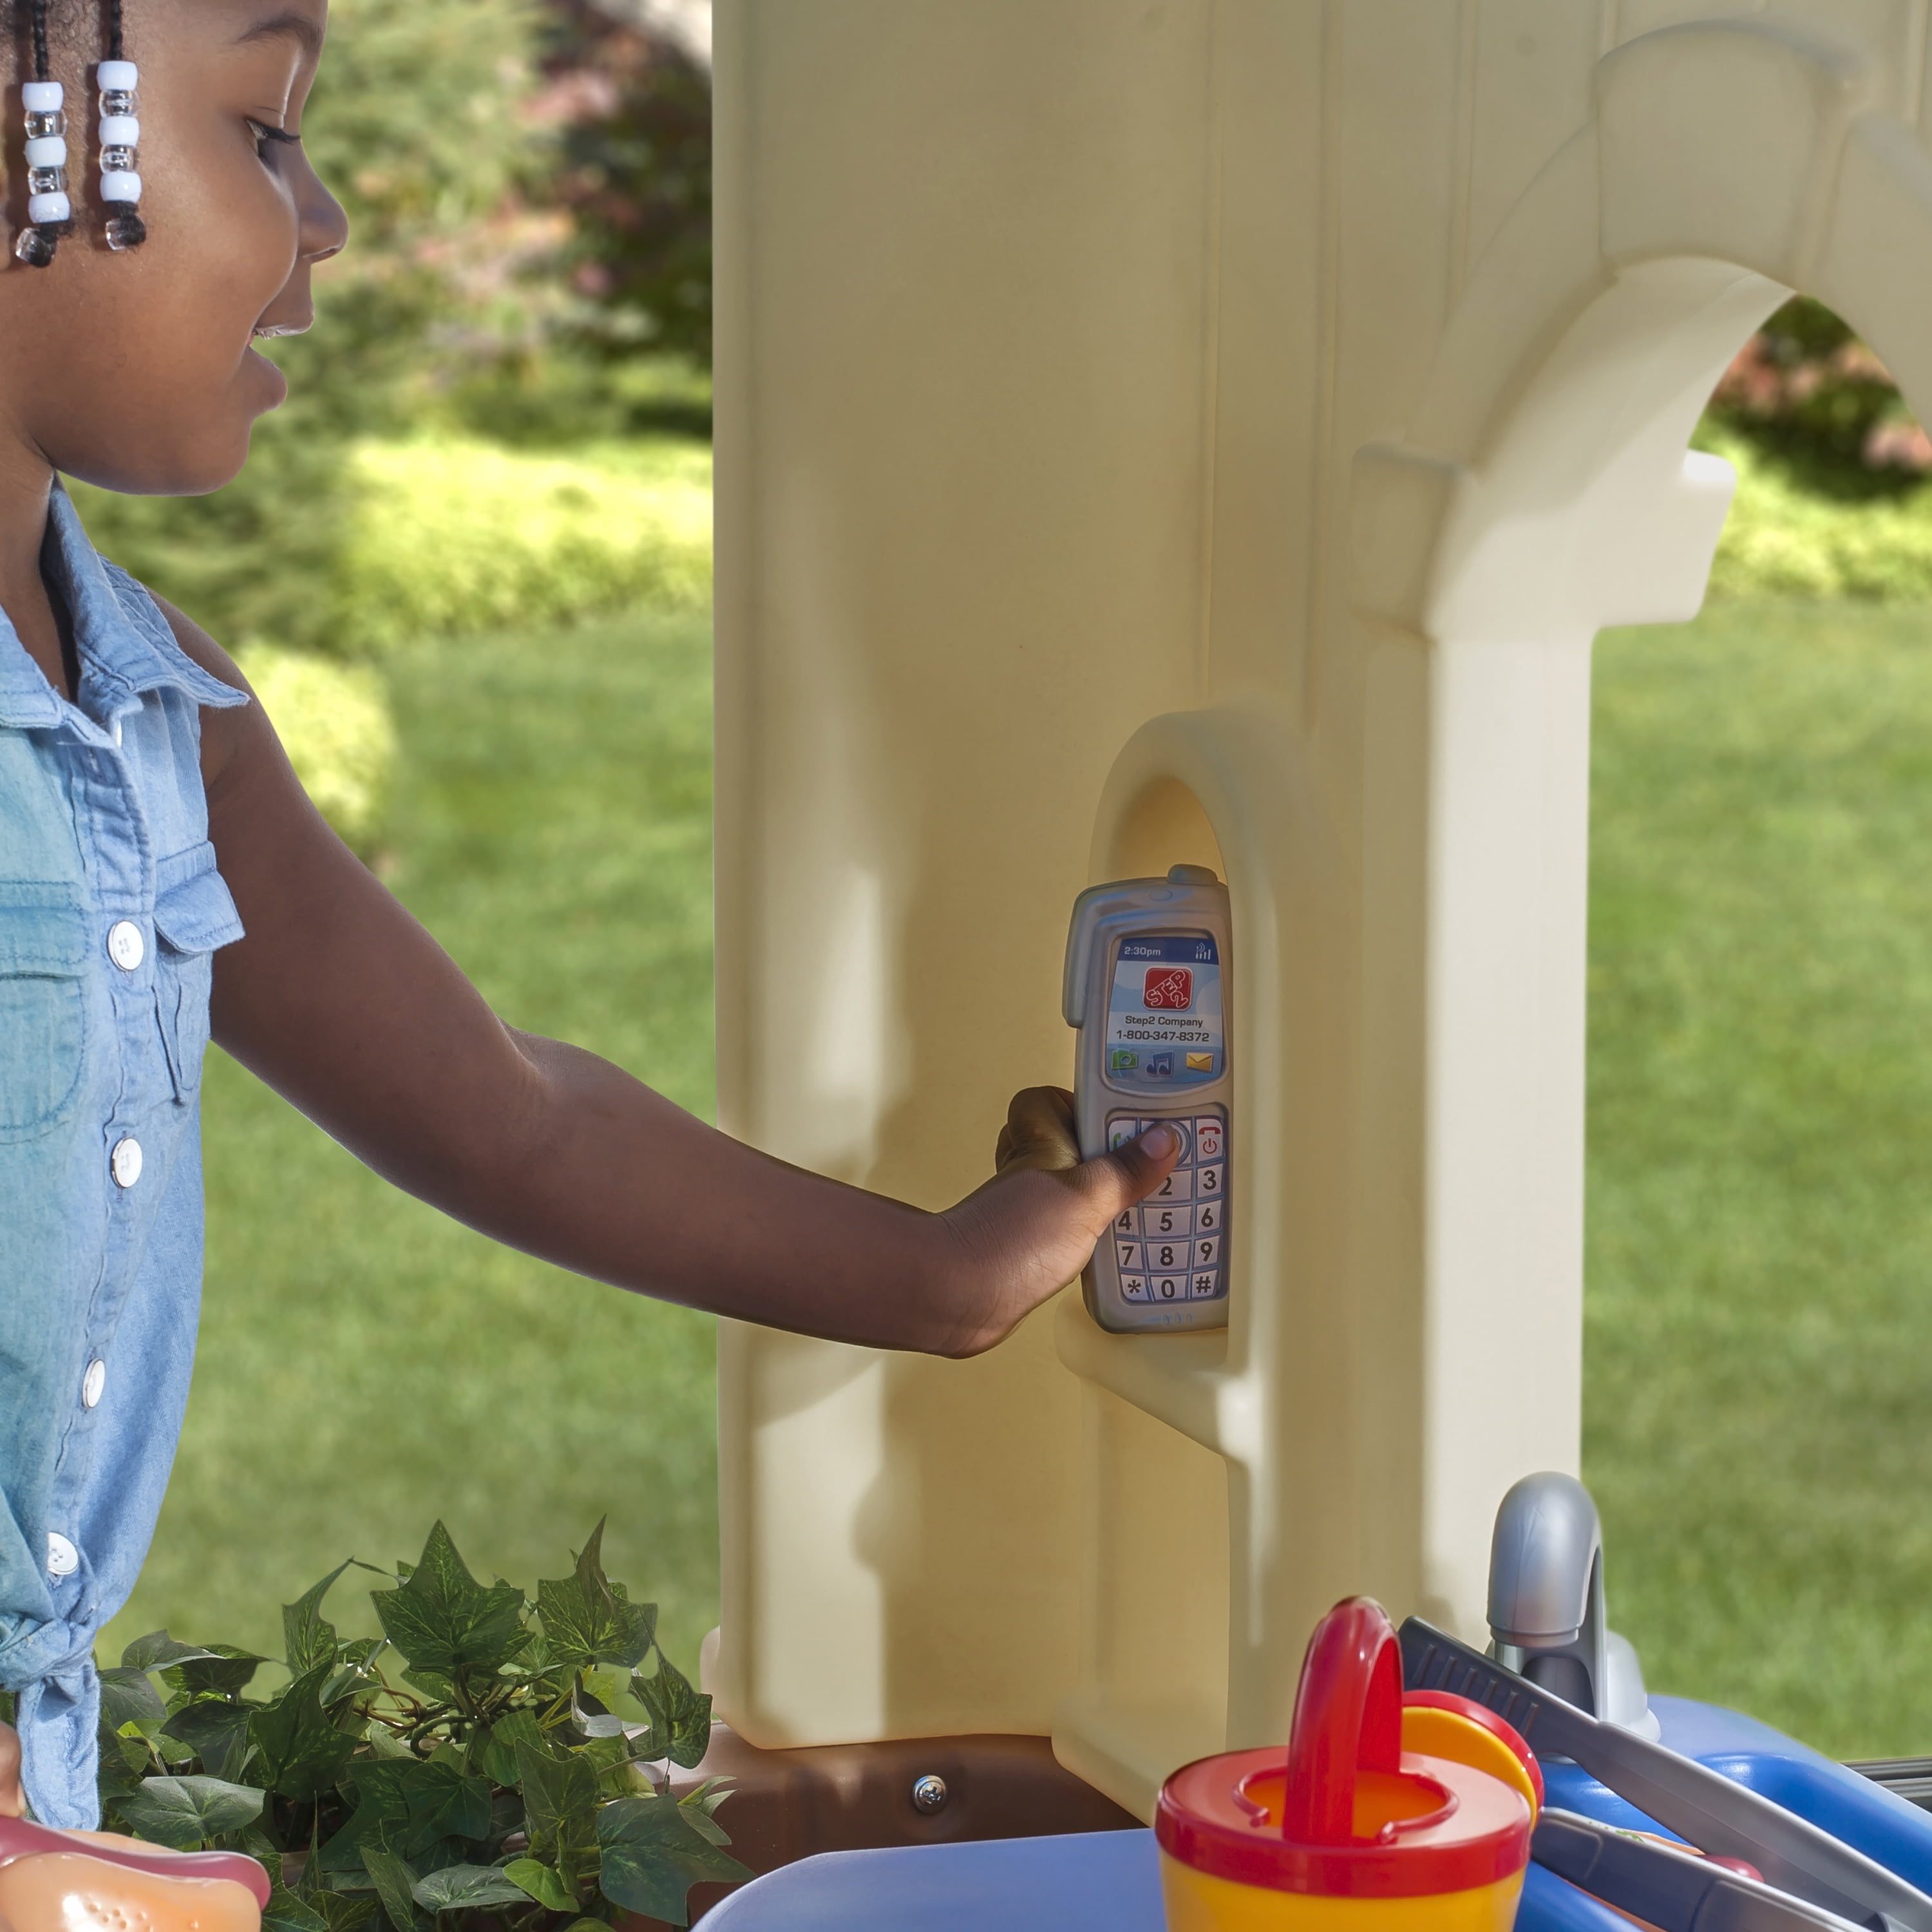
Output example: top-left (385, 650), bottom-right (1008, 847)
top-left (536, 1521), bottom-right (657, 1671)
top-left (321, 1645), bottom-right (386, 1712)
top-left (165, 1645), bottom-right (268, 1703)
top-left (677, 1798), bottom-right (734, 1850)
top-left (310, 1893), bottom-right (381, 1932)
top-left (264, 1886), bottom-right (328, 1932)
top-left (117, 1775), bottom-right (266, 1850)
top-left (370, 1524), bottom-right (527, 1678)
top-left (95, 1719), bottom-right (146, 1814)
top-left (120, 1632), bottom-right (225, 1672)
top-left (161, 1699), bottom-right (258, 1783)
top-left (363, 1723), bottom-right (414, 1763)
top-left (99, 1665), bottom-right (167, 1730)
top-left (408, 1866), bottom-right (531, 1913)
top-left (237, 1830), bottom-right (285, 1884)
top-left (361, 1848), bottom-right (422, 1932)
top-left (251, 1661), bottom-right (359, 1804)
top-left (502, 1858), bottom-right (576, 1913)
top-left (402, 1761), bottom-right (492, 1853)
top-left (631, 1657), bottom-right (712, 1770)
top-left (513, 1736), bottom-right (599, 1859)
top-left (477, 1708), bottom-right (542, 1786)
top-left (595, 1794), bottom-right (752, 1927)
top-left (283, 1560), bottom-right (355, 1676)
top-left (397, 1667), bottom-right (459, 1706)
top-left (321, 1761), bottom-right (417, 1873)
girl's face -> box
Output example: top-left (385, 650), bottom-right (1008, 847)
top-left (0, 0), bottom-right (346, 495)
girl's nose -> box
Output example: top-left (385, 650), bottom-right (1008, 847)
top-left (294, 151), bottom-right (349, 265)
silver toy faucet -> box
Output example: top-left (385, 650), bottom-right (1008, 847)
top-left (1488, 1471), bottom-right (1655, 1733)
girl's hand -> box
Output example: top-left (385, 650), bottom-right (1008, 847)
top-left (931, 1086), bottom-right (1180, 1357)
top-left (0, 1721), bottom-right (21, 1817)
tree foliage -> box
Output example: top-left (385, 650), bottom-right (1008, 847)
top-left (544, 1), bottom-right (714, 370)
top-left (1707, 298), bottom-right (1931, 497)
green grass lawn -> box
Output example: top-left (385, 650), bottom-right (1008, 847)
top-left (105, 584), bottom-right (1932, 1762)
top-left (1588, 598), bottom-right (1932, 1757)
top-left (99, 607), bottom-right (723, 1678)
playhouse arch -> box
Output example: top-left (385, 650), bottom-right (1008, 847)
top-left (1343, 17), bottom-right (1932, 1656)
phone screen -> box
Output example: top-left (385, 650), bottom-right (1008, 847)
top-left (1102, 933), bottom-right (1223, 1092)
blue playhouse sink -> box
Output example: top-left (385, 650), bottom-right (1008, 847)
top-left (701, 1696), bottom-right (1932, 1931)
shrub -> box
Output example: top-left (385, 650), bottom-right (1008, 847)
top-left (334, 439), bottom-right (712, 656)
top-left (69, 435), bottom-right (712, 663)
top-left (233, 646), bottom-right (399, 855)
top-left (1701, 427), bottom-right (1932, 603)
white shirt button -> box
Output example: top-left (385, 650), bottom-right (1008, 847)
top-left (108, 920), bottom-right (145, 971)
top-left (82, 1359), bottom-right (106, 1408)
top-left (46, 1533), bottom-right (78, 1578)
top-left (111, 1137), bottom-right (143, 1188)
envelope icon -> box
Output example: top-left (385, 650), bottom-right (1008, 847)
top-left (1186, 1052), bottom-right (1214, 1074)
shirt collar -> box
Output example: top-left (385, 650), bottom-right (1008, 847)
top-left (0, 482), bottom-right (247, 731)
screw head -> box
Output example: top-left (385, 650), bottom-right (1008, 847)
top-left (910, 1772), bottom-right (948, 1814)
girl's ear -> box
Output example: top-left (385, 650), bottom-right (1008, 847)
top-left (0, 1721), bottom-right (20, 1819)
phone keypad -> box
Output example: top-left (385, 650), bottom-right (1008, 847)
top-left (1104, 1110), bottom-right (1228, 1307)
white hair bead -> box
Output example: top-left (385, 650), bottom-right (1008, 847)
top-left (27, 191), bottom-right (71, 225)
top-left (93, 53), bottom-right (145, 252)
top-left (24, 137), bottom-right (66, 167)
top-left (22, 82), bottom-right (62, 112)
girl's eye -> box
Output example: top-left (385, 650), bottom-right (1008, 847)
top-left (246, 118), bottom-right (301, 160)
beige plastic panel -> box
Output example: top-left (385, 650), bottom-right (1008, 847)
top-left (711, 0), bottom-right (1932, 1820)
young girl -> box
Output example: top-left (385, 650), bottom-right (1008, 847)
top-left (0, 0), bottom-right (1180, 1830)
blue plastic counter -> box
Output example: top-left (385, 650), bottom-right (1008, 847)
top-left (701, 1696), bottom-right (1932, 1929)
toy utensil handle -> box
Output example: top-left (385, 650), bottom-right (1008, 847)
top-left (1284, 1596), bottom-right (1405, 1845)
top-left (0, 1815), bottom-right (273, 1907)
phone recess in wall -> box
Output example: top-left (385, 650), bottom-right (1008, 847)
top-left (1063, 864), bottom-right (1231, 1334)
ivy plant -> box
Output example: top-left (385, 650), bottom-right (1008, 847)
top-left (93, 1522), bottom-right (749, 1931)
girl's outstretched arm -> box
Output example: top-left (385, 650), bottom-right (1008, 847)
top-left (168, 601), bottom-right (1179, 1357)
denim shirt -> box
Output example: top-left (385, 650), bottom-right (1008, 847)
top-left (0, 485), bottom-right (247, 1827)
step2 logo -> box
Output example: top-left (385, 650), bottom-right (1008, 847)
top-left (1143, 965), bottom-right (1193, 1010)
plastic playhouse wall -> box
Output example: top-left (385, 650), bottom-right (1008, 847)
top-left (706, 0), bottom-right (1932, 1823)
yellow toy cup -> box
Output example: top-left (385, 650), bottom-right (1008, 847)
top-left (1400, 1692), bottom-right (1543, 1821)
top-left (1155, 1599), bottom-right (1533, 1931)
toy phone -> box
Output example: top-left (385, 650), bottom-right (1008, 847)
top-left (1063, 864), bottom-right (1231, 1333)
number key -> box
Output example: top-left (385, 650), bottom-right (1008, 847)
top-left (1148, 1241), bottom-right (1185, 1273)
top-left (1195, 1199), bottom-right (1219, 1233)
top-left (1141, 1202), bottom-right (1192, 1240)
top-left (1195, 1162), bottom-right (1223, 1197)
top-left (1151, 1167), bottom-right (1194, 1202)
top-left (1155, 1276), bottom-right (1184, 1302)
top-left (1193, 1235), bottom-right (1218, 1269)
top-left (1115, 1240), bottom-right (1142, 1272)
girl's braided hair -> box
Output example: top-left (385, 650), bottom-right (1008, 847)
top-left (15, 0), bottom-right (144, 264)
